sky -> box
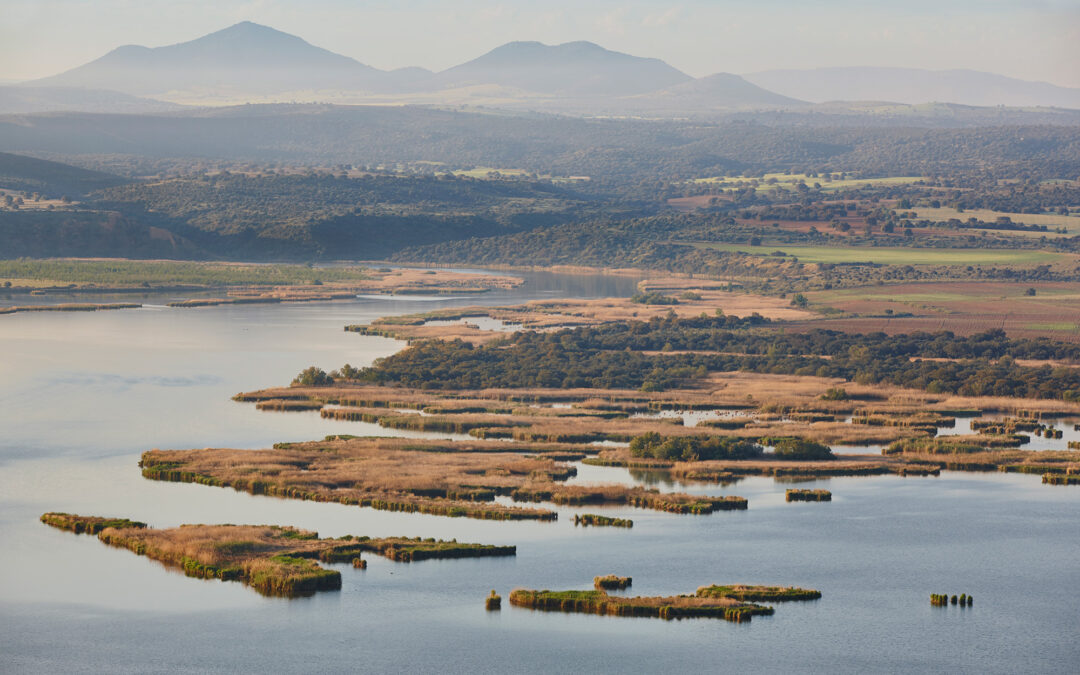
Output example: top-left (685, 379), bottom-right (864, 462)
top-left (1, 0), bottom-right (1078, 87)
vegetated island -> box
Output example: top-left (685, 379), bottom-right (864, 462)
top-left (139, 436), bottom-right (748, 521)
top-left (509, 583), bottom-right (820, 622)
top-left (40, 512), bottom-right (515, 597)
top-left (786, 489), bottom-right (832, 502)
top-left (595, 574), bottom-right (632, 590)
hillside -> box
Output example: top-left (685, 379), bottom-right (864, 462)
top-left (745, 67), bottom-right (1080, 109)
top-left (1, 105), bottom-right (1078, 183)
top-left (625, 73), bottom-right (806, 111)
top-left (0, 151), bottom-right (128, 196)
top-left (0, 86), bottom-right (183, 115)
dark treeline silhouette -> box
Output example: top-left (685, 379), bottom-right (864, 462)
top-left (348, 315), bottom-right (1080, 399)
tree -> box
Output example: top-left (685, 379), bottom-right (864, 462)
top-left (292, 366), bottom-right (332, 386)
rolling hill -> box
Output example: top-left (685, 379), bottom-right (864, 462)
top-left (0, 151), bottom-right (128, 197)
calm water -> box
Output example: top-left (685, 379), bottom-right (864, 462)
top-left (1, 270), bottom-right (1078, 674)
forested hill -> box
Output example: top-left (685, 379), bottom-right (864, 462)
top-left (0, 170), bottom-right (600, 261)
top-left (3, 107), bottom-right (1080, 183)
top-left (0, 151), bottom-right (128, 197)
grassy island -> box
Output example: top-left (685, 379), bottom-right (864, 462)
top-left (509, 588), bottom-right (774, 622)
top-left (41, 513), bottom-right (514, 597)
top-left (696, 584), bottom-right (822, 602)
top-left (140, 437), bottom-right (747, 520)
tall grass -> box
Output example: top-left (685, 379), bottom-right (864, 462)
top-left (509, 589), bottom-right (774, 623)
top-left (696, 585), bottom-right (821, 602)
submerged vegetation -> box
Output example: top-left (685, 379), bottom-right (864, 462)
top-left (932, 593), bottom-right (973, 607)
top-left (41, 513), bottom-right (513, 597)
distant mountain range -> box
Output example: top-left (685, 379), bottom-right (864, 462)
top-left (745, 67), bottom-right (1080, 109)
top-left (8, 22), bottom-right (1080, 115)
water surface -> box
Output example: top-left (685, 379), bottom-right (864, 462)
top-left (1, 269), bottom-right (1077, 674)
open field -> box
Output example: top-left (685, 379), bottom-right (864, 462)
top-left (802, 281), bottom-right (1080, 340)
top-left (0, 259), bottom-right (370, 287)
top-left (912, 207), bottom-right (1080, 233)
top-left (41, 513), bottom-right (513, 597)
top-left (350, 277), bottom-right (812, 343)
top-left (690, 173), bottom-right (925, 192)
top-left (686, 242), bottom-right (1069, 266)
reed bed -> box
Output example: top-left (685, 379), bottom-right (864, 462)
top-left (573, 514), bottom-right (634, 528)
top-left (696, 585), bottom-right (821, 602)
top-left (1043, 473), bottom-right (1080, 485)
top-left (884, 436), bottom-right (1028, 455)
top-left (511, 484), bottom-right (747, 514)
top-left (256, 399), bottom-right (324, 412)
top-left (42, 515), bottom-right (340, 597)
top-left (42, 514), bottom-right (516, 597)
top-left (785, 489), bottom-right (833, 502)
top-left (508, 589), bottom-right (773, 622)
top-left (0, 302), bottom-right (141, 315)
top-left (317, 536), bottom-right (515, 563)
top-left (486, 590), bottom-right (502, 610)
top-left (594, 575), bottom-right (632, 590)
top-left (40, 512), bottom-right (146, 535)
top-left (140, 439), bottom-right (570, 521)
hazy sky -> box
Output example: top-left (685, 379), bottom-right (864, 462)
top-left (2, 0), bottom-right (1078, 86)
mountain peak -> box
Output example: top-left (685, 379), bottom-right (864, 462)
top-left (438, 40), bottom-right (690, 97)
top-left (31, 22), bottom-right (380, 96)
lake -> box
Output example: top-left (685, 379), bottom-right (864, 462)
top-left (1, 269), bottom-right (1077, 674)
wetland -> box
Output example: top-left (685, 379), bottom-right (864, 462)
top-left (2, 267), bottom-right (1078, 673)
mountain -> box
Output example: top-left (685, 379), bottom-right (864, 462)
top-left (0, 151), bottom-right (128, 197)
top-left (434, 41), bottom-right (691, 97)
top-left (30, 21), bottom-right (384, 97)
top-left (0, 86), bottom-right (183, 114)
top-left (744, 67), bottom-right (1080, 109)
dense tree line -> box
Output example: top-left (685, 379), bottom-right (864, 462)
top-left (84, 172), bottom-right (602, 260)
top-left (349, 316), bottom-right (1080, 400)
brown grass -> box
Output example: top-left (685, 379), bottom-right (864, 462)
top-left (140, 435), bottom-right (748, 518)
top-left (41, 513), bottom-right (514, 597)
